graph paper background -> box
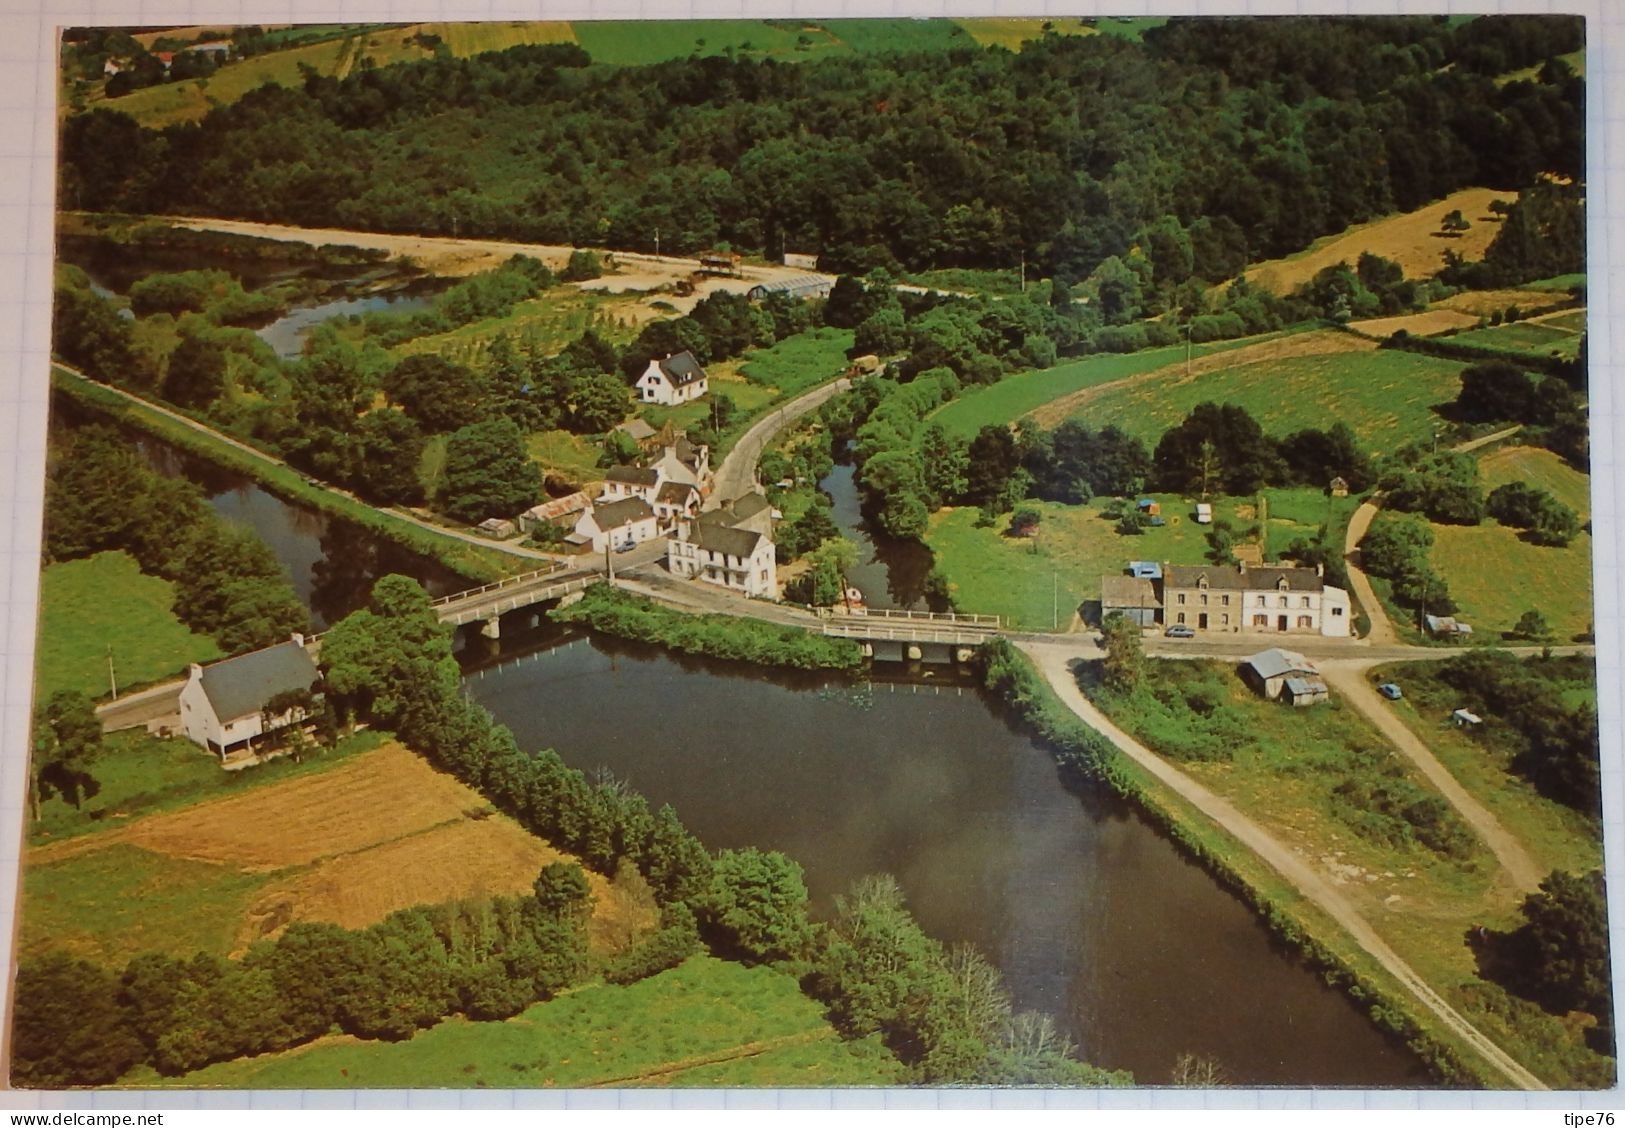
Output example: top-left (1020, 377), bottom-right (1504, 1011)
top-left (0, 0), bottom-right (1617, 1112)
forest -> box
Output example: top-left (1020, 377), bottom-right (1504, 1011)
top-left (60, 16), bottom-right (1583, 282)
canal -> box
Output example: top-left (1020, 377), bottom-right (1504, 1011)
top-left (108, 400), bottom-right (1433, 1088)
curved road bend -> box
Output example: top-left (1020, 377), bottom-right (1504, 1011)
top-left (1017, 639), bottom-right (1547, 1091)
top-left (708, 377), bottom-right (851, 507)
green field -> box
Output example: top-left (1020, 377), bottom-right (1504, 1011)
top-left (573, 20), bottom-right (845, 65)
top-left (159, 957), bottom-right (900, 1088)
top-left (526, 430), bottom-right (602, 488)
top-left (29, 731), bottom-right (387, 848)
top-left (20, 844), bottom-right (267, 966)
top-left (1480, 445), bottom-right (1591, 518)
top-left (1430, 522), bottom-right (1592, 642)
top-left (955, 19), bottom-right (1095, 50)
top-left (1521, 274), bottom-right (1586, 293)
top-left (35, 551), bottom-right (222, 701)
top-left (390, 289), bottom-right (642, 361)
top-left (1448, 321), bottom-right (1582, 359)
top-left (1081, 348), bottom-right (1463, 453)
top-left (738, 326), bottom-right (854, 394)
top-left (1539, 309), bottom-right (1587, 333)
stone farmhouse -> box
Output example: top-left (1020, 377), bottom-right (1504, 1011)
top-left (636, 351), bottom-right (709, 406)
top-left (179, 635), bottom-right (321, 758)
top-left (1100, 561), bottom-right (1351, 637)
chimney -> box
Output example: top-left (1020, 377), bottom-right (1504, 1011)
top-left (1238, 559), bottom-right (1247, 574)
top-left (188, 663), bottom-right (204, 682)
top-left (291, 632), bottom-right (306, 649)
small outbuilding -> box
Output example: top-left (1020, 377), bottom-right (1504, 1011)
top-left (1128, 561), bottom-right (1163, 580)
top-left (1452, 708), bottom-right (1483, 727)
top-left (476, 517), bottom-right (517, 539)
top-left (1100, 575), bottom-right (1161, 628)
top-left (1425, 614), bottom-right (1475, 640)
top-left (1242, 648), bottom-right (1327, 703)
top-left (1329, 476), bottom-right (1350, 498)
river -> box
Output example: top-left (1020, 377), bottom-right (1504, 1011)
top-left (818, 456), bottom-right (939, 611)
top-left (111, 403), bottom-right (1433, 1088)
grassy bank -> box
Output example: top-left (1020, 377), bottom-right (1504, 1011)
top-left (52, 366), bottom-right (519, 584)
top-left (973, 639), bottom-right (1497, 1088)
top-left (35, 551), bottom-right (221, 701)
top-left (550, 584), bottom-right (863, 671)
top-left (154, 956), bottom-right (899, 1088)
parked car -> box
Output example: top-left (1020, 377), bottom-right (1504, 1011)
top-left (1377, 683), bottom-right (1403, 700)
top-left (614, 541), bottom-right (637, 553)
top-left (1165, 625), bottom-right (1196, 639)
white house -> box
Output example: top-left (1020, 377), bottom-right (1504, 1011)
top-left (601, 465), bottom-right (662, 502)
top-left (637, 351), bottom-right (708, 406)
top-left (651, 434), bottom-right (711, 491)
top-left (178, 635), bottom-right (321, 759)
top-left (1161, 562), bottom-right (1351, 638)
top-left (668, 522), bottom-right (777, 598)
top-left (573, 496), bottom-right (659, 553)
top-left (652, 481), bottom-right (702, 530)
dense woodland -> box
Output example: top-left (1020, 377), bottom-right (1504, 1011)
top-left (62, 17), bottom-right (1582, 280)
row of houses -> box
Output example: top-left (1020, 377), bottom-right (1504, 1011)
top-left (1101, 560), bottom-right (1352, 638)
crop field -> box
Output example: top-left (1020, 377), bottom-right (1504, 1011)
top-left (1538, 309), bottom-right (1588, 332)
top-left (160, 957), bottom-right (899, 1088)
top-left (1522, 274), bottom-right (1586, 293)
top-left (1480, 445), bottom-right (1591, 517)
top-left (1434, 288), bottom-right (1569, 318)
top-left (819, 19), bottom-right (973, 54)
top-left (1448, 320), bottom-right (1583, 359)
top-left (391, 289), bottom-right (648, 361)
top-left (420, 22), bottom-right (577, 55)
top-left (36, 551), bottom-right (221, 700)
top-left (23, 743), bottom-right (655, 965)
top-left (1243, 187), bottom-right (1513, 294)
top-left (107, 36), bottom-right (361, 127)
top-left (951, 18), bottom-right (1094, 49)
top-left (1430, 522), bottom-right (1593, 642)
top-left (573, 20), bottom-right (843, 66)
top-left (1078, 346), bottom-right (1461, 453)
top-left (1349, 309), bottom-right (1480, 338)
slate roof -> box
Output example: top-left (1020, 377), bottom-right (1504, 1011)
top-left (1100, 576), bottom-right (1161, 609)
top-left (199, 640), bottom-right (320, 723)
top-left (690, 523), bottom-right (764, 559)
top-left (657, 351), bottom-right (706, 388)
top-left (606, 465), bottom-right (660, 487)
top-left (655, 481), bottom-right (698, 506)
top-left (1245, 648), bottom-right (1319, 681)
top-left (672, 433), bottom-right (706, 469)
top-left (1165, 563), bottom-right (1324, 593)
top-left (615, 418), bottom-right (658, 442)
top-left (592, 496), bottom-right (656, 529)
top-left (1284, 677), bottom-right (1328, 698)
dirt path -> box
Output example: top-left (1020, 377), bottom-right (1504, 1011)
top-left (1319, 664), bottom-right (1542, 895)
top-left (587, 1029), bottom-right (836, 1087)
top-left (1342, 500), bottom-right (1398, 645)
top-left (1018, 640), bottom-right (1546, 1090)
top-left (1026, 329), bottom-right (1375, 430)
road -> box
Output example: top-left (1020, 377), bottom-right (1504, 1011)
top-left (1018, 639), bottom-right (1547, 1091)
top-left (708, 377), bottom-right (851, 506)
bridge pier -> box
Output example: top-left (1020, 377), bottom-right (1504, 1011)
top-left (480, 615), bottom-right (501, 640)
top-left (861, 642), bottom-right (874, 659)
top-left (906, 644), bottom-right (923, 661)
top-left (956, 647), bottom-right (974, 664)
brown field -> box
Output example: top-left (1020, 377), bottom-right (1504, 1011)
top-left (1349, 309), bottom-right (1481, 337)
top-left (27, 743), bottom-right (657, 960)
top-left (1434, 289), bottom-right (1572, 318)
top-left (1027, 328), bottom-right (1374, 429)
top-left (1244, 187), bottom-right (1514, 294)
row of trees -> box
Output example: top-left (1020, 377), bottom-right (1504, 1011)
top-left (45, 423), bottom-right (307, 654)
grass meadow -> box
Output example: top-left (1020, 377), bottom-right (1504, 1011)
top-left (1429, 523), bottom-right (1593, 641)
top-left (738, 326), bottom-right (855, 395)
top-left (157, 957), bottom-right (899, 1088)
top-left (35, 551), bottom-right (222, 701)
top-left (1080, 348), bottom-right (1462, 454)
top-left (1447, 321), bottom-right (1583, 359)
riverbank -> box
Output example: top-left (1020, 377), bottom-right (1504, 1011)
top-left (976, 638), bottom-right (1528, 1089)
top-left (52, 366), bottom-right (522, 585)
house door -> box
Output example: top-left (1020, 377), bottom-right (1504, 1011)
top-left (1198, 613), bottom-right (1209, 630)
top-left (1277, 615), bottom-right (1288, 631)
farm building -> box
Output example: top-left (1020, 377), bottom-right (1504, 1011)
top-left (476, 518), bottom-right (517, 539)
top-left (179, 635), bottom-right (321, 759)
top-left (699, 250), bottom-right (742, 276)
top-left (783, 252), bottom-right (819, 270)
top-left (746, 275), bottom-right (834, 301)
top-left (1100, 575), bottom-right (1161, 628)
top-left (1128, 561), bottom-right (1162, 579)
top-left (1329, 476), bottom-right (1350, 497)
top-left (518, 491), bottom-right (591, 535)
top-left (637, 351), bottom-right (709, 406)
top-left (1136, 498), bottom-right (1162, 516)
top-left (1242, 648), bottom-right (1328, 705)
top-left (1425, 614), bottom-right (1475, 639)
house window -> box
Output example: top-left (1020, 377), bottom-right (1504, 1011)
top-left (1278, 596), bottom-right (1288, 608)
top-left (1332, 607), bottom-right (1345, 617)
top-left (1297, 615), bottom-right (1313, 628)
top-left (1200, 594), bottom-right (1208, 606)
top-left (1222, 595), bottom-right (1230, 606)
top-left (1253, 614), bottom-right (1268, 627)
top-left (1301, 596), bottom-right (1311, 608)
top-left (1177, 593), bottom-right (1186, 605)
top-left (1177, 612), bottom-right (1186, 624)
top-left (1221, 614), bottom-right (1230, 625)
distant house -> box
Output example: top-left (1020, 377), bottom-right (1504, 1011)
top-left (476, 517), bottom-right (517, 539)
top-left (652, 481), bottom-right (702, 529)
top-left (637, 351), bottom-right (708, 406)
top-left (700, 492), bottom-right (774, 538)
top-left (746, 275), bottom-right (834, 302)
top-left (1329, 476), bottom-right (1350, 498)
top-left (179, 636), bottom-right (321, 758)
top-left (1242, 648), bottom-right (1328, 704)
top-left (1162, 562), bottom-right (1351, 637)
top-left (573, 497), bottom-right (659, 553)
top-left (103, 57), bottom-right (126, 76)
top-left (783, 252), bottom-right (819, 270)
top-left (613, 418), bottom-right (661, 452)
top-left (1194, 503), bottom-right (1213, 524)
top-left (1100, 575), bottom-right (1160, 628)
top-left (601, 464), bottom-right (661, 502)
top-left (518, 491), bottom-right (591, 535)
top-left (650, 433), bottom-right (711, 491)
top-left (1452, 708), bottom-right (1483, 727)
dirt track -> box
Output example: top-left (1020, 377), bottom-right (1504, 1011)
top-left (1019, 640), bottom-right (1545, 1090)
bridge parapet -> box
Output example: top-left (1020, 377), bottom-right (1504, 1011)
top-left (828, 608), bottom-right (1000, 628)
top-left (439, 575), bottom-right (595, 626)
top-left (431, 562), bottom-right (567, 610)
top-left (822, 622), bottom-right (994, 646)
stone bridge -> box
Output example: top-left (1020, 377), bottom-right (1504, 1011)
top-left (432, 565), bottom-right (596, 637)
top-left (820, 608), bottom-right (1001, 663)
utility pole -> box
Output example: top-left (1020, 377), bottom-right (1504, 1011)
top-left (605, 539), bottom-right (614, 586)
top-left (106, 645), bottom-right (118, 701)
top-left (654, 227), bottom-right (660, 258)
top-left (1020, 251), bottom-right (1027, 294)
top-left (1052, 571), bottom-right (1059, 631)
top-left (1186, 320), bottom-right (1193, 380)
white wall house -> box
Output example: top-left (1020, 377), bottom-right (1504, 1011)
top-left (637, 351), bottom-right (709, 406)
top-left (650, 434), bottom-right (711, 491)
top-left (667, 522), bottom-right (778, 598)
top-left (1161, 563), bottom-right (1352, 638)
top-left (178, 635), bottom-right (321, 759)
top-left (573, 496), bottom-right (659, 553)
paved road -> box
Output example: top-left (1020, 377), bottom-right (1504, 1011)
top-left (709, 377), bottom-right (851, 506)
top-left (1018, 639), bottom-right (1547, 1091)
top-left (1320, 663), bottom-right (1543, 894)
